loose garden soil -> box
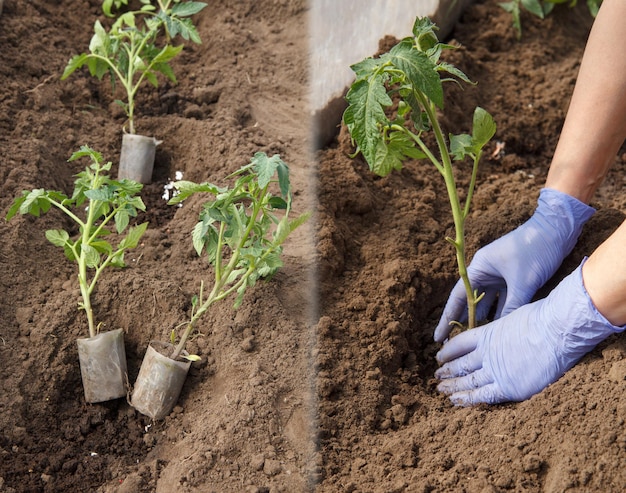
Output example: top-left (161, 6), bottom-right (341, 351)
top-left (1, 1), bottom-right (625, 492)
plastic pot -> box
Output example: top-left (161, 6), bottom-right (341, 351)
top-left (118, 133), bottom-right (161, 184)
top-left (76, 328), bottom-right (128, 403)
top-left (131, 341), bottom-right (191, 420)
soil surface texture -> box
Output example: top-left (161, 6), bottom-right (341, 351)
top-left (1, 1), bottom-right (625, 492)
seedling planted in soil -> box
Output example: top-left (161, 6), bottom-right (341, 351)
top-left (6, 146), bottom-right (148, 338)
top-left (500, 0), bottom-right (601, 39)
top-left (343, 17), bottom-right (496, 330)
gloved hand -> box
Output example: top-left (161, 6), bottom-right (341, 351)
top-left (434, 188), bottom-right (595, 343)
top-left (435, 259), bottom-right (624, 406)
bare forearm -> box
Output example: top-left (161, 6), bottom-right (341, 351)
top-left (582, 219), bottom-right (626, 326)
top-left (545, 0), bottom-right (626, 203)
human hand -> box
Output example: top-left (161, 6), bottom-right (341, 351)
top-left (435, 260), bottom-right (624, 406)
top-left (434, 188), bottom-right (595, 343)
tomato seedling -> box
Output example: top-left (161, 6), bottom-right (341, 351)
top-left (500, 0), bottom-right (600, 39)
top-left (6, 146), bottom-right (148, 338)
top-left (343, 17), bottom-right (496, 330)
top-left (166, 152), bottom-right (310, 360)
top-left (62, 0), bottom-right (207, 135)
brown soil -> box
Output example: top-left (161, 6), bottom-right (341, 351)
top-left (1, 1), bottom-right (625, 492)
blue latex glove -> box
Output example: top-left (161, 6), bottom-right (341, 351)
top-left (434, 188), bottom-right (595, 343)
top-left (435, 259), bottom-right (625, 406)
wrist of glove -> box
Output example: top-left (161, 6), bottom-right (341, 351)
top-left (435, 258), bottom-right (625, 406)
top-left (434, 188), bottom-right (595, 343)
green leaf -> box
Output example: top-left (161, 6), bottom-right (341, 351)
top-left (82, 244), bottom-right (101, 268)
top-left (18, 189), bottom-right (53, 217)
top-left (85, 187), bottom-right (114, 201)
top-left (169, 181), bottom-right (223, 204)
top-left (90, 240), bottom-right (113, 255)
top-left (267, 196), bottom-right (288, 210)
top-left (273, 211), bottom-right (311, 246)
top-left (45, 229), bottom-right (70, 247)
top-left (89, 21), bottom-right (111, 55)
top-left (388, 40), bottom-right (443, 108)
top-left (343, 74), bottom-right (392, 168)
top-left (153, 44), bottom-right (184, 64)
top-left (154, 61), bottom-right (178, 83)
top-left (110, 251), bottom-right (125, 268)
top-left (61, 54), bottom-right (89, 80)
top-left (119, 222), bottom-right (148, 249)
top-left (102, 0), bottom-right (115, 17)
top-left (471, 107), bottom-right (497, 152)
top-left (171, 2), bottom-right (208, 17)
top-left (252, 152), bottom-right (286, 190)
top-left (437, 61), bottom-right (473, 85)
top-left (521, 0), bottom-right (545, 18)
top-left (449, 133), bottom-right (473, 161)
top-left (412, 17), bottom-right (439, 51)
top-left (192, 220), bottom-right (209, 256)
top-left (115, 210), bottom-right (130, 234)
top-left (350, 57), bottom-right (385, 82)
top-left (69, 146), bottom-right (103, 163)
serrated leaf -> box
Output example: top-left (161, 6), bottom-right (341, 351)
top-left (437, 61), bottom-right (473, 85)
top-left (388, 40), bottom-right (443, 108)
top-left (19, 189), bottom-right (53, 217)
top-left (350, 57), bottom-right (385, 82)
top-left (252, 152), bottom-right (283, 189)
top-left (372, 130), bottom-right (427, 177)
top-left (169, 181), bottom-right (222, 204)
top-left (171, 2), bottom-right (207, 17)
top-left (152, 62), bottom-right (177, 83)
top-left (225, 268), bottom-right (246, 285)
top-left (343, 74), bottom-right (392, 168)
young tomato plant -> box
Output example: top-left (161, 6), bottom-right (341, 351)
top-left (342, 17), bottom-right (496, 330)
top-left (166, 152), bottom-right (310, 361)
top-left (103, 0), bottom-right (207, 43)
top-left (6, 146), bottom-right (148, 338)
top-left (62, 0), bottom-right (206, 135)
top-left (500, 0), bottom-right (600, 39)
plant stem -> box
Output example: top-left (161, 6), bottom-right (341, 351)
top-left (418, 93), bottom-right (478, 329)
top-left (169, 186), bottom-right (269, 360)
top-left (80, 199), bottom-right (100, 339)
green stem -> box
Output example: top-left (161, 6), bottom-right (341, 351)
top-left (464, 150), bottom-right (482, 218)
top-left (48, 197), bottom-right (97, 337)
top-left (80, 198), bottom-right (100, 339)
top-left (169, 188), bottom-right (268, 360)
top-left (417, 92), bottom-right (477, 329)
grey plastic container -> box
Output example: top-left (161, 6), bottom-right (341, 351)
top-left (76, 328), bottom-right (128, 403)
top-left (118, 133), bottom-right (160, 184)
top-left (131, 341), bottom-right (191, 420)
